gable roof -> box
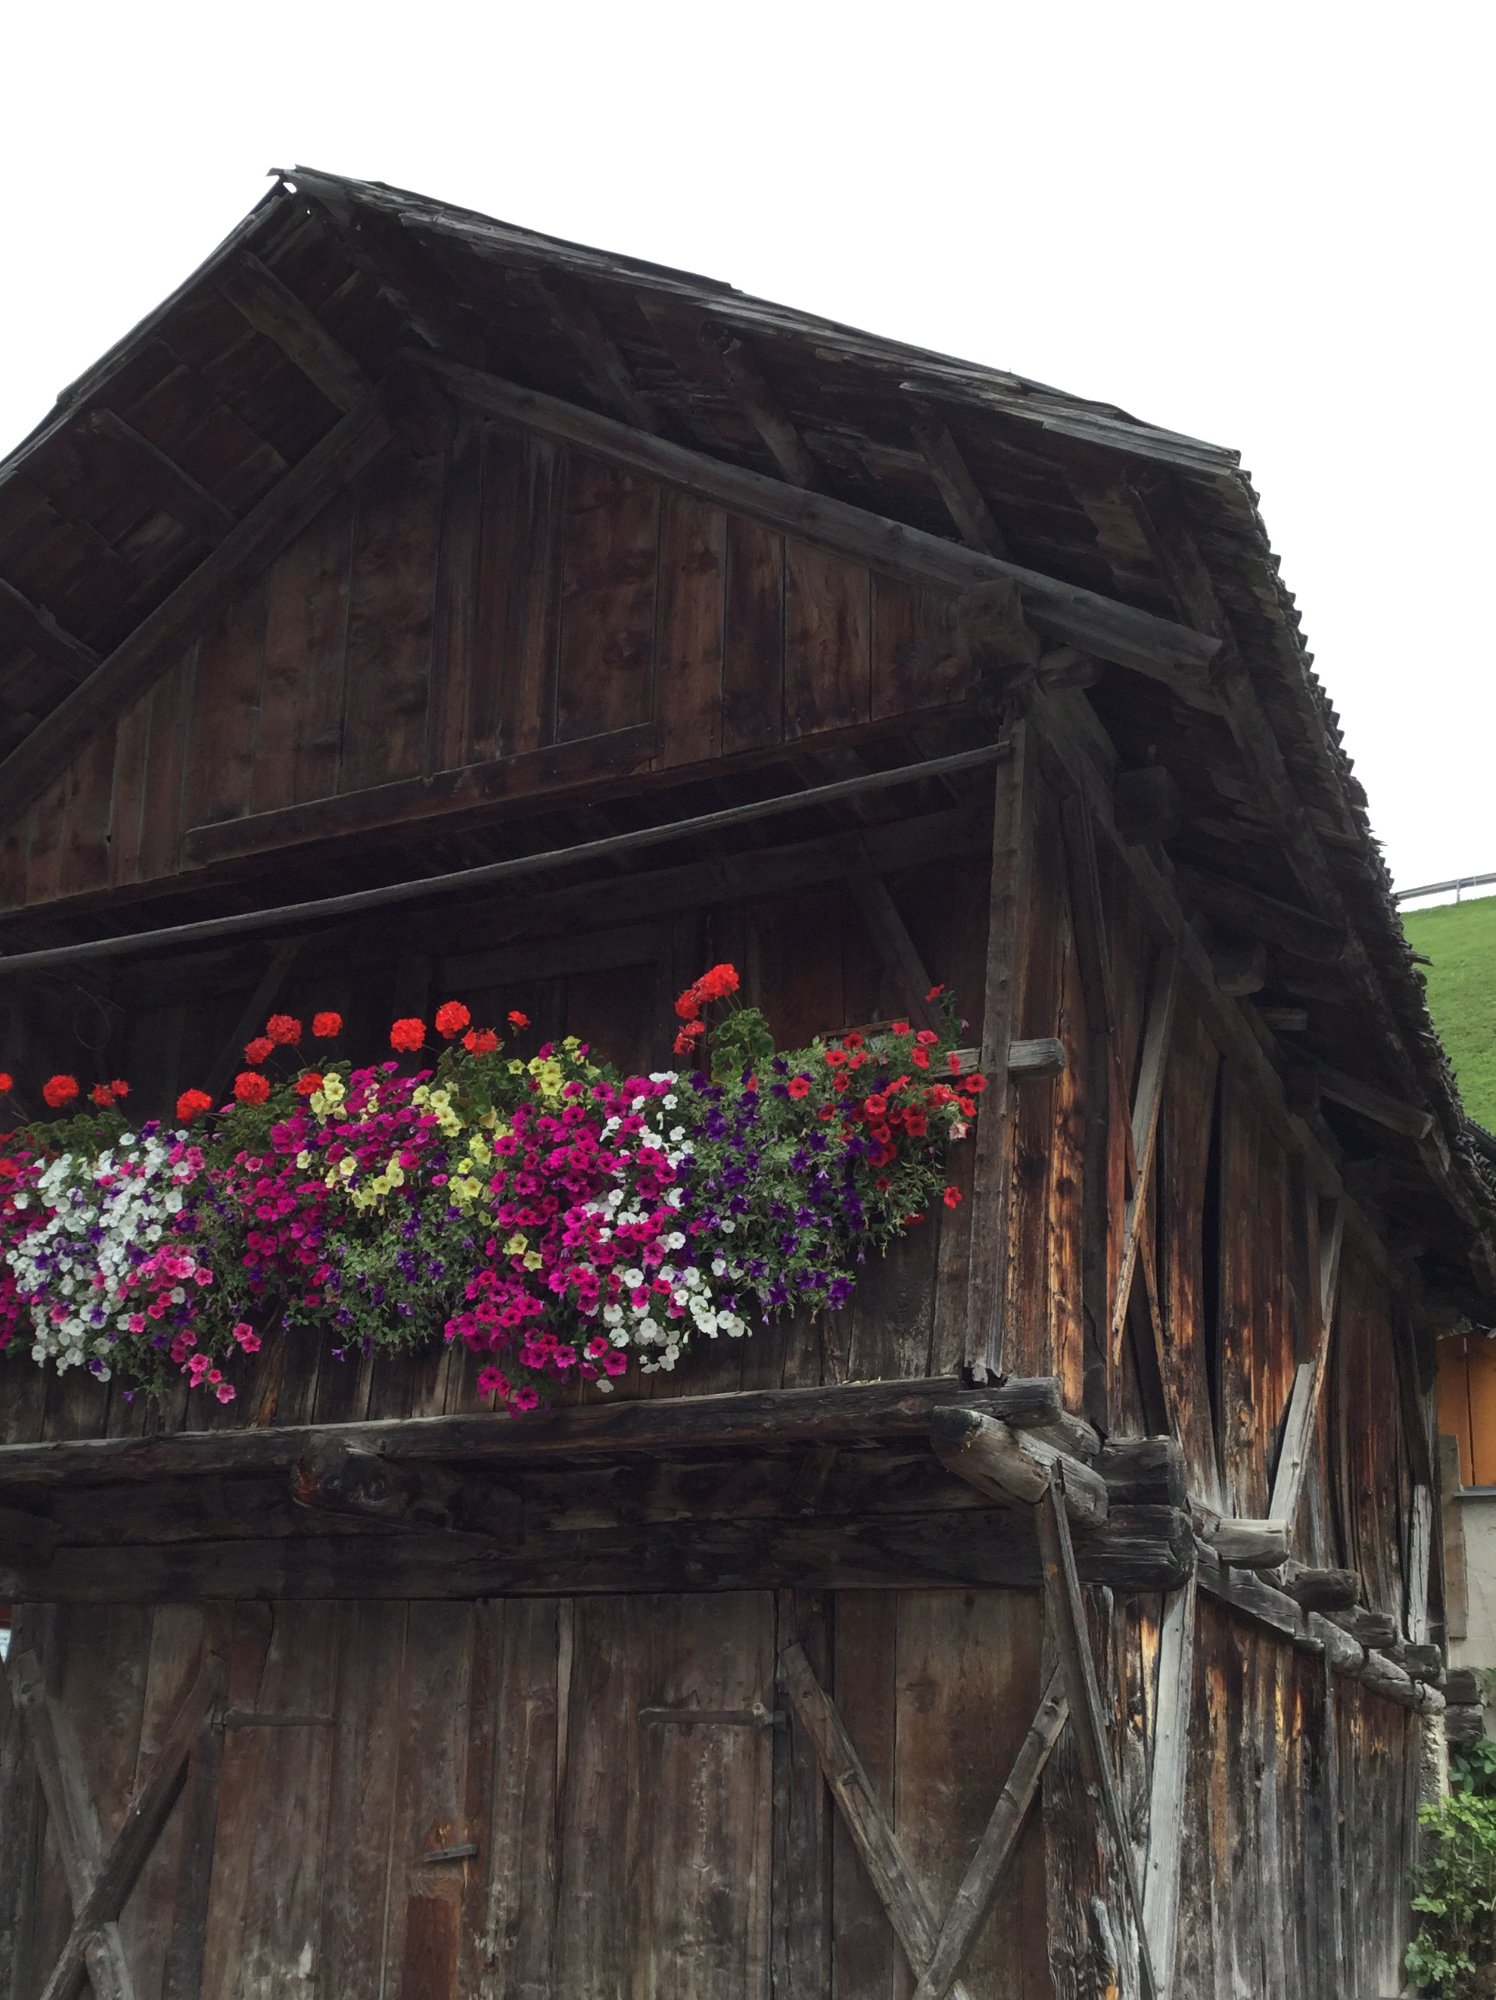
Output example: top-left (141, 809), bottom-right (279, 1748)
top-left (0, 166), bottom-right (1490, 1298)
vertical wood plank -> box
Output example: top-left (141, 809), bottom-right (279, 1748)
top-left (722, 515), bottom-right (785, 756)
top-left (183, 579), bottom-right (267, 828)
top-left (773, 1589), bottom-right (832, 2000)
top-left (317, 1601), bottom-right (409, 1997)
top-left (554, 452), bottom-right (660, 744)
top-left (339, 453), bottom-right (446, 792)
top-left (254, 486), bottom-right (355, 811)
top-left (655, 489), bottom-right (726, 767)
top-left (426, 421), bottom-right (485, 776)
top-left (137, 649), bottom-right (194, 881)
top-left (783, 542), bottom-right (871, 740)
top-left (475, 1598), bottom-right (563, 1996)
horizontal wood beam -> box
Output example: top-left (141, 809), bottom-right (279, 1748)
top-left (81, 409), bottom-right (236, 538)
top-left (0, 400), bottom-right (395, 821)
top-left (1175, 863), bottom-right (1347, 964)
top-left (1195, 1516), bottom-right (1290, 1570)
top-left (1007, 1037), bottom-right (1066, 1079)
top-left (220, 251), bottom-right (372, 411)
top-left (1280, 1563), bottom-right (1361, 1613)
top-left (0, 1376), bottom-right (1075, 1492)
top-left (420, 353), bottom-right (1224, 686)
top-left (0, 575), bottom-right (98, 684)
top-left (290, 1437), bottom-right (521, 1541)
top-left (0, 742), bottom-right (1006, 977)
top-left (930, 1405), bottom-right (1108, 1526)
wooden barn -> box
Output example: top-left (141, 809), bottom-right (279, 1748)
top-left (0, 169), bottom-right (1490, 1999)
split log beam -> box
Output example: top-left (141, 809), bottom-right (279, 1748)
top-left (704, 328), bottom-right (818, 485)
top-left (522, 272), bottom-right (658, 431)
top-left (421, 354), bottom-right (1224, 682)
top-left (220, 251), bottom-right (371, 410)
top-left (1318, 1065), bottom-right (1436, 1143)
top-left (81, 410), bottom-right (236, 538)
top-left (1211, 940), bottom-right (1267, 998)
top-left (909, 1667), bottom-right (1068, 2000)
top-left (1113, 767), bottom-right (1180, 846)
top-left (1035, 1483), bottom-right (1158, 1998)
top-left (1142, 1575), bottom-right (1196, 1998)
top-left (0, 1376), bottom-right (1079, 1490)
top-left (1329, 1607), bottom-right (1400, 1650)
top-left (1096, 1437), bottom-right (1186, 1508)
top-left (1445, 1703), bottom-right (1485, 1748)
top-left (1175, 864), bottom-right (1346, 965)
top-left (1006, 1037), bottom-right (1066, 1079)
top-left (907, 409), bottom-right (1013, 559)
top-left (1444, 1668), bottom-right (1482, 1706)
top-left (1281, 1563), bottom-right (1361, 1613)
top-left (1195, 1517), bottom-right (1290, 1570)
top-left (0, 575), bottom-right (98, 684)
top-left (1388, 1642), bottom-right (1443, 1682)
top-left (290, 1437), bottom-right (520, 1541)
top-left (931, 1406), bottom-right (1108, 1526)
top-left (0, 400), bottom-right (395, 818)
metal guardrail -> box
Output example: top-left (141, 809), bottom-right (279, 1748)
top-left (1394, 871), bottom-right (1496, 905)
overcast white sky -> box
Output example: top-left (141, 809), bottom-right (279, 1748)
top-left (4, 1), bottom-right (1489, 894)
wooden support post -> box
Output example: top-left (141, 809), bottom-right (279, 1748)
top-left (220, 252), bottom-right (372, 410)
top-left (908, 412), bottom-right (1013, 559)
top-left (1142, 1574), bottom-right (1196, 1999)
top-left (1059, 795), bottom-right (1116, 1042)
top-left (1405, 1486), bottom-right (1433, 1646)
top-left (967, 721), bottom-right (1030, 1378)
top-left (930, 1406), bottom-right (1109, 1526)
top-left (1035, 1482), bottom-right (1158, 1999)
top-left (705, 329), bottom-right (818, 486)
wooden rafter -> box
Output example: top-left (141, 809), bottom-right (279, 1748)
top-left (80, 410), bottom-right (236, 539)
top-left (0, 575), bottom-right (99, 684)
top-left (0, 400), bottom-right (395, 821)
top-left (703, 326), bottom-right (818, 485)
top-left (907, 407), bottom-right (1012, 559)
top-left (220, 251), bottom-right (372, 411)
top-left (522, 272), bottom-right (658, 432)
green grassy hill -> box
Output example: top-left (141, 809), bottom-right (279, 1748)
top-left (1401, 896), bottom-right (1496, 1130)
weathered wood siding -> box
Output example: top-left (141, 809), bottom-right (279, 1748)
top-left (0, 421), bottom-right (970, 912)
top-left (1, 1589), bottom-right (1050, 2000)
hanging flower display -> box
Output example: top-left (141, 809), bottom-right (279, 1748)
top-left (0, 973), bottom-right (983, 1413)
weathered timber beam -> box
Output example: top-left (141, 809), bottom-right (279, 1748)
top-left (1035, 645), bottom-right (1101, 691)
top-left (1329, 1606), bottom-right (1400, 1650)
top-left (1174, 863), bottom-right (1346, 964)
top-left (522, 272), bottom-right (659, 431)
top-left (0, 401), bottom-right (395, 819)
top-left (1096, 1437), bottom-right (1186, 1508)
top-left (1387, 1641), bottom-right (1443, 1682)
top-left (906, 408), bottom-right (1013, 559)
top-left (1280, 1563), bottom-right (1361, 1613)
top-left (1007, 1037), bottom-right (1066, 1079)
top-left (0, 1504), bottom-right (1194, 1602)
top-left (1406, 1484), bottom-right (1434, 1646)
top-left (930, 1406), bottom-right (1109, 1526)
top-left (289, 1437), bottom-right (520, 1541)
top-left (0, 1503), bottom-right (59, 1561)
top-left (0, 741), bottom-right (1005, 977)
top-left (1195, 1516), bottom-right (1290, 1569)
top-left (0, 574), bottom-right (98, 683)
top-left (1318, 1064), bottom-right (1436, 1143)
top-left (1142, 1574), bottom-right (1196, 1999)
top-left (1113, 767), bottom-right (1181, 846)
top-left (419, 353), bottom-right (1224, 684)
top-left (1211, 940), bottom-right (1267, 997)
top-left (1445, 1702), bottom-right (1485, 1746)
top-left (219, 251), bottom-right (372, 410)
top-left (1445, 1667), bottom-right (1482, 1706)
top-left (704, 327), bottom-right (818, 485)
top-left (0, 1376), bottom-right (1073, 1491)
top-left (81, 409), bottom-right (236, 538)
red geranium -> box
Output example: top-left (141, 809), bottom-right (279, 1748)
top-left (42, 1075), bottom-right (78, 1109)
top-left (674, 988), bottom-right (701, 1022)
top-left (695, 963), bottom-right (739, 1003)
top-left (673, 1019), bottom-right (707, 1058)
top-left (294, 1073), bottom-right (323, 1097)
top-left (90, 1083), bottom-right (117, 1109)
top-left (176, 1088), bottom-right (213, 1124)
top-left (265, 1014), bottom-right (302, 1047)
top-left (435, 1000), bottom-right (471, 1040)
top-left (463, 1027), bottom-right (500, 1055)
top-left (389, 1018), bottom-right (426, 1053)
top-left (312, 1012), bottom-right (343, 1039)
top-left (233, 1072), bottom-right (271, 1106)
top-left (0, 1072), bottom-right (13, 1094)
top-left (925, 984), bottom-right (945, 1003)
top-left (943, 1185), bottom-right (963, 1209)
top-left (109, 1079), bottom-right (129, 1098)
top-left (244, 1037), bottom-right (274, 1065)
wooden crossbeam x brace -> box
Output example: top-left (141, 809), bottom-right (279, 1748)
top-left (779, 1641), bottom-right (1065, 2000)
top-left (1109, 944), bottom-right (1180, 1436)
top-left (5, 1645), bottom-right (226, 2000)
top-left (1267, 1196), bottom-right (1345, 1534)
top-left (1036, 1480), bottom-right (1159, 2000)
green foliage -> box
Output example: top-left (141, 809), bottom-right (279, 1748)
top-left (1452, 1736), bottom-right (1496, 1802)
top-left (1402, 898), bottom-right (1496, 1130)
top-left (1406, 1792), bottom-right (1496, 1996)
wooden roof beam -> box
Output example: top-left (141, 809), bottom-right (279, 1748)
top-left (80, 410), bottom-right (235, 540)
top-left (905, 405), bottom-right (1013, 559)
top-left (420, 353), bottom-right (1223, 691)
top-left (703, 325), bottom-right (818, 485)
top-left (0, 577), bottom-right (98, 685)
top-left (522, 272), bottom-right (659, 432)
top-left (219, 251), bottom-right (373, 411)
top-left (0, 400), bottom-right (395, 821)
